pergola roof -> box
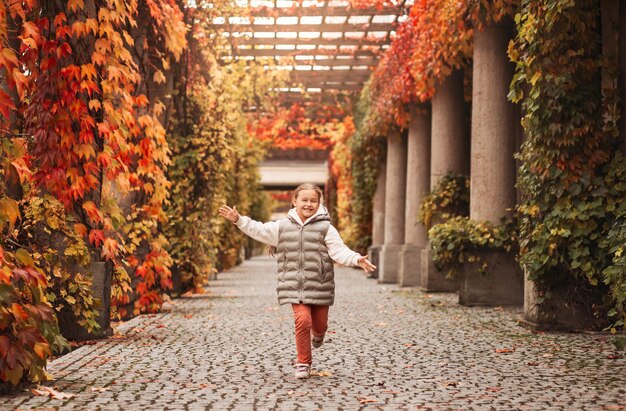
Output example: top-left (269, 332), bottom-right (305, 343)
top-left (211, 1), bottom-right (413, 93)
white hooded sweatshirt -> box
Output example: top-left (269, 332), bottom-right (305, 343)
top-left (235, 205), bottom-right (361, 267)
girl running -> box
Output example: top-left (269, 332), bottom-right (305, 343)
top-left (219, 183), bottom-right (376, 379)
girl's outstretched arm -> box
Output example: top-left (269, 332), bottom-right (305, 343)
top-left (219, 204), bottom-right (279, 247)
top-left (325, 225), bottom-right (376, 273)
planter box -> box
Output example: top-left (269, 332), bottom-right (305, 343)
top-left (459, 250), bottom-right (523, 306)
top-left (399, 244), bottom-right (422, 287)
top-left (523, 273), bottom-right (606, 331)
top-left (420, 246), bottom-right (460, 292)
top-left (367, 245), bottom-right (382, 279)
top-left (169, 264), bottom-right (183, 297)
top-left (378, 244), bottom-right (403, 284)
top-left (58, 260), bottom-right (113, 341)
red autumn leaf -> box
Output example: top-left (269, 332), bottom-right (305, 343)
top-left (101, 238), bottom-right (118, 260)
top-left (83, 201), bottom-right (102, 224)
top-left (88, 229), bottom-right (105, 247)
top-left (74, 223), bottom-right (88, 237)
top-left (0, 89), bottom-right (16, 120)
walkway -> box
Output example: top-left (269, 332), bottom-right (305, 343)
top-left (1, 257), bottom-right (625, 410)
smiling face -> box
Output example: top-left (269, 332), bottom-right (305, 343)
top-left (292, 189), bottom-right (321, 222)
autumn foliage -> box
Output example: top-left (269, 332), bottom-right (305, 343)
top-left (363, 0), bottom-right (516, 133)
top-left (0, 0), bottom-right (278, 388)
top-left (250, 102), bottom-right (347, 151)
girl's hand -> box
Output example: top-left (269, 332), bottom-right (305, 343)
top-left (357, 255), bottom-right (376, 273)
top-left (219, 205), bottom-right (240, 223)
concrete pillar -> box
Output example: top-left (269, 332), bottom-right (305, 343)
top-left (371, 160), bottom-right (386, 247)
top-left (420, 70), bottom-right (469, 291)
top-left (430, 70), bottom-right (470, 188)
top-left (461, 21), bottom-right (522, 307)
top-left (378, 130), bottom-right (407, 283)
top-left (367, 160), bottom-right (386, 279)
top-left (470, 23), bottom-right (517, 222)
top-left (399, 104), bottom-right (431, 286)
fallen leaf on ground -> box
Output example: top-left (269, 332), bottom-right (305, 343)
top-left (527, 361), bottom-right (539, 366)
top-left (441, 381), bottom-right (459, 387)
top-left (90, 387), bottom-right (109, 392)
top-left (495, 348), bottom-right (515, 353)
top-left (403, 343), bottom-right (416, 347)
top-left (109, 334), bottom-right (126, 340)
top-left (31, 386), bottom-right (74, 399)
top-left (183, 314), bottom-right (193, 319)
top-left (358, 398), bottom-right (380, 404)
top-left (155, 324), bottom-right (167, 328)
top-left (607, 354), bottom-right (621, 359)
top-left (310, 370), bottom-right (332, 377)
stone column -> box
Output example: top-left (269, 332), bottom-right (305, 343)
top-left (399, 104), bottom-right (431, 286)
top-left (461, 21), bottom-right (522, 307)
top-left (470, 24), bottom-right (517, 223)
top-left (430, 70), bottom-right (470, 187)
top-left (367, 160), bottom-right (386, 279)
top-left (378, 130), bottom-right (407, 283)
top-left (420, 70), bottom-right (469, 291)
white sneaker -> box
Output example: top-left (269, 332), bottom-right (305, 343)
top-left (294, 363), bottom-right (310, 379)
top-left (311, 334), bottom-right (324, 349)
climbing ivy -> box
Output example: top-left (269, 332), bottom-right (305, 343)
top-left (165, 3), bottom-right (285, 291)
top-left (510, 0), bottom-right (625, 329)
top-left (340, 81), bottom-right (387, 254)
top-left (429, 215), bottom-right (518, 277)
top-left (417, 173), bottom-right (470, 229)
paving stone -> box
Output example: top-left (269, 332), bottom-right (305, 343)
top-left (1, 256), bottom-right (626, 409)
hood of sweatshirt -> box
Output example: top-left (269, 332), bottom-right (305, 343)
top-left (287, 205), bottom-right (330, 226)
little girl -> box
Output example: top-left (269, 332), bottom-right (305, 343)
top-left (219, 183), bottom-right (376, 379)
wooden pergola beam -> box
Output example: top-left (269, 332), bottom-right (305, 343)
top-left (207, 22), bottom-right (396, 33)
top-left (291, 71), bottom-right (371, 82)
top-left (223, 57), bottom-right (379, 67)
top-left (237, 37), bottom-right (387, 47)
top-left (299, 83), bottom-right (363, 91)
top-left (248, 6), bottom-right (405, 17)
top-left (233, 49), bottom-right (378, 57)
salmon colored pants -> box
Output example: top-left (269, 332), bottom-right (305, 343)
top-left (291, 304), bottom-right (329, 365)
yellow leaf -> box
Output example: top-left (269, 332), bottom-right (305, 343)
top-left (15, 248), bottom-right (34, 266)
top-left (68, 0), bottom-right (84, 12)
top-left (33, 342), bottom-right (50, 359)
top-left (153, 70), bottom-right (166, 84)
top-left (530, 71), bottom-right (541, 85)
top-left (71, 21), bottom-right (86, 37)
top-left (123, 32), bottom-right (134, 47)
top-left (74, 144), bottom-right (96, 159)
top-left (0, 197), bottom-right (20, 230)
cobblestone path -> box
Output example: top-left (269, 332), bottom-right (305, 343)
top-left (2, 256), bottom-right (626, 410)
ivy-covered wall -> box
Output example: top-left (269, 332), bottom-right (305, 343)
top-left (340, 0), bottom-right (626, 331)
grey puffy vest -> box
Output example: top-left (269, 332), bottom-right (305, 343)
top-left (275, 212), bottom-right (335, 306)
